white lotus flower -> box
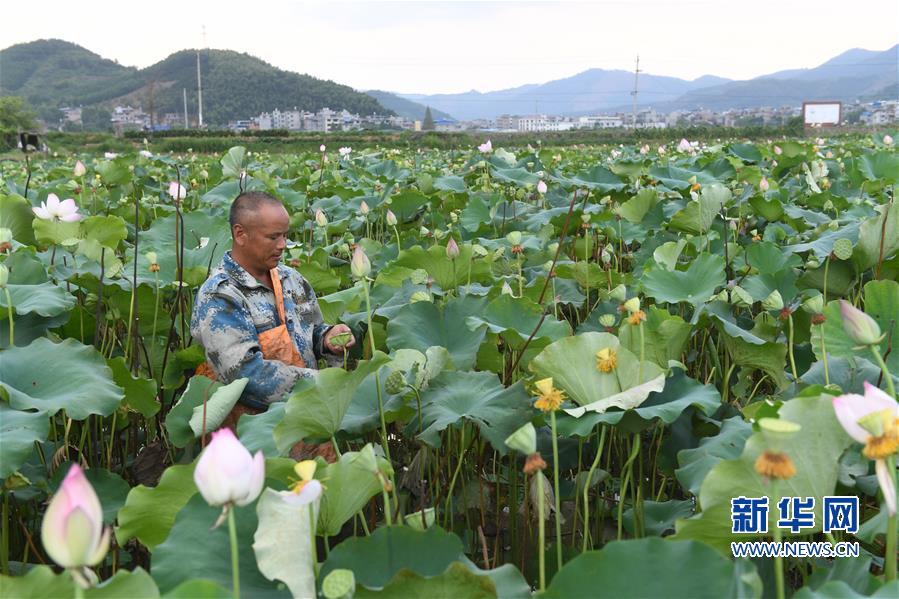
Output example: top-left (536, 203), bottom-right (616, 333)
top-left (32, 194), bottom-right (82, 222)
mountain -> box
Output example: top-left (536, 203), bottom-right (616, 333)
top-left (365, 90), bottom-right (455, 121)
top-left (662, 45), bottom-right (898, 111)
top-left (0, 39), bottom-right (391, 126)
top-left (398, 70), bottom-right (732, 120)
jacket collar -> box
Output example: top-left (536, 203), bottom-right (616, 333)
top-left (222, 251), bottom-right (274, 290)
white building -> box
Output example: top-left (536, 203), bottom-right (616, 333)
top-left (578, 115), bottom-right (624, 129)
top-left (518, 115), bottom-right (577, 132)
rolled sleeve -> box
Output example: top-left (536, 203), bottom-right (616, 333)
top-left (191, 289), bottom-right (317, 408)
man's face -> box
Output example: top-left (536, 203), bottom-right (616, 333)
top-left (233, 203), bottom-right (290, 275)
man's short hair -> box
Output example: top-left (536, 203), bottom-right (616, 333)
top-left (229, 192), bottom-right (284, 231)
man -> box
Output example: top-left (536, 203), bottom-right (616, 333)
top-left (191, 191), bottom-right (355, 413)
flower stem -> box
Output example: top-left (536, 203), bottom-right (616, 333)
top-left (617, 435), bottom-right (640, 541)
top-left (638, 321), bottom-right (645, 382)
top-left (227, 507), bottom-right (241, 599)
top-left (3, 287), bottom-right (13, 346)
top-left (885, 455), bottom-right (897, 582)
top-left (362, 278), bottom-right (392, 464)
top-left (787, 314), bottom-right (800, 384)
top-left (536, 471), bottom-right (546, 591)
top-left (771, 481), bottom-right (785, 599)
top-left (550, 411), bottom-right (563, 572)
top-left (582, 425), bottom-right (607, 552)
top-left (870, 346), bottom-right (896, 399)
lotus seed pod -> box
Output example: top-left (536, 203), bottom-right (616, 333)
top-left (609, 285), bottom-right (627, 302)
top-left (712, 289), bottom-right (729, 303)
top-left (762, 290), bottom-right (784, 311)
top-left (623, 297), bottom-right (641, 314)
top-left (598, 314), bottom-right (617, 328)
top-left (580, 214), bottom-right (591, 224)
top-left (384, 370), bottom-right (407, 395)
top-left (409, 291), bottom-right (432, 303)
top-left (806, 257), bottom-right (820, 269)
top-left (832, 238), bottom-right (852, 261)
top-left (802, 294), bottom-right (824, 315)
top-left (322, 569), bottom-right (355, 599)
top-left (471, 244), bottom-right (488, 257)
top-left (504, 423), bottom-right (537, 455)
top-left (506, 231), bottom-right (522, 246)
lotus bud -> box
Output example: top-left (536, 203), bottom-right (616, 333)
top-left (505, 423), bottom-right (537, 455)
top-left (506, 231), bottom-right (522, 246)
top-left (839, 300), bottom-right (883, 346)
top-left (730, 285), bottom-right (753, 308)
top-left (623, 297), bottom-right (641, 314)
top-left (386, 209), bottom-right (397, 226)
top-left (410, 291), bottom-right (431, 303)
top-left (883, 135), bottom-right (893, 146)
top-left (802, 294), bottom-right (824, 315)
top-left (609, 284), bottom-right (627, 302)
top-left (598, 314), bottom-right (617, 328)
top-left (773, 145), bottom-right (782, 155)
top-left (351, 246), bottom-right (371, 279)
top-left (194, 429), bottom-right (265, 508)
top-left (41, 464), bottom-right (111, 569)
top-left (320, 144), bottom-right (326, 152)
top-left (537, 180), bottom-right (547, 194)
top-left (446, 237), bottom-right (460, 259)
top-left (315, 209), bottom-right (328, 228)
top-left (200, 169), bottom-right (209, 180)
top-left (759, 177), bottom-right (769, 192)
top-left (73, 160), bottom-right (87, 177)
top-left (762, 290), bottom-right (784, 311)
top-left (359, 201), bottom-right (370, 216)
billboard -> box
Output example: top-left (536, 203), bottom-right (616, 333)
top-left (803, 102), bottom-right (841, 127)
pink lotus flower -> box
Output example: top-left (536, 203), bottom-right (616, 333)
top-left (32, 193), bottom-right (82, 222)
top-left (773, 145), bottom-right (782, 156)
top-left (351, 245), bottom-right (371, 279)
top-left (41, 464), bottom-right (110, 569)
top-left (446, 237), bottom-right (460, 259)
top-left (839, 300), bottom-right (883, 346)
top-left (759, 177), bottom-right (770, 192)
top-left (537, 180), bottom-right (547, 194)
top-left (168, 182), bottom-right (187, 200)
top-left (73, 160), bottom-right (87, 177)
top-left (677, 138), bottom-right (692, 153)
top-left (884, 135), bottom-right (894, 146)
top-left (193, 428), bottom-right (265, 508)
top-left (478, 140), bottom-right (493, 153)
top-left (319, 144), bottom-right (326, 152)
top-left (832, 382), bottom-right (898, 515)
top-left (658, 146), bottom-right (666, 155)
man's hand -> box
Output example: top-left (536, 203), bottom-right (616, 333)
top-left (323, 324), bottom-right (356, 354)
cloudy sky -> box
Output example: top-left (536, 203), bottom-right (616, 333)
top-left (3, 0), bottom-right (897, 94)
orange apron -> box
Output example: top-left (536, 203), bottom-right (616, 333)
top-left (197, 267), bottom-right (336, 462)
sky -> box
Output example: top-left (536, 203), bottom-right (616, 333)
top-left (2, 0), bottom-right (897, 95)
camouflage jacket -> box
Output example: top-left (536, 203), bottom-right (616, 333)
top-left (190, 251), bottom-right (332, 409)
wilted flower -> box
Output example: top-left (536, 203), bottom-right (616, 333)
top-left (41, 464), bottom-right (111, 569)
top-left (595, 347), bottom-right (618, 373)
top-left (282, 460), bottom-right (323, 506)
top-left (193, 428), bottom-right (265, 508)
top-left (523, 452), bottom-right (547, 475)
top-left (478, 140), bottom-right (493, 153)
top-left (73, 160), bottom-right (87, 177)
top-left (537, 180), bottom-right (547, 194)
top-left (168, 181), bottom-right (187, 200)
top-left (759, 177), bottom-right (769, 192)
top-left (315, 209), bottom-right (328, 228)
top-left (839, 300), bottom-right (883, 346)
top-left (351, 246), bottom-right (371, 279)
top-left (32, 193), bottom-right (82, 222)
top-left (446, 237), bottom-right (460, 259)
top-left (533, 378), bottom-right (565, 413)
top-left (754, 450), bottom-right (796, 480)
top-left (832, 382), bottom-right (898, 514)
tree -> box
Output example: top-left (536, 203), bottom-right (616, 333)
top-left (422, 106), bottom-right (435, 130)
top-left (0, 96), bottom-right (37, 131)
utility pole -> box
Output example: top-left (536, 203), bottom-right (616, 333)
top-left (183, 88), bottom-right (189, 128)
top-left (196, 50), bottom-right (204, 128)
top-left (631, 55), bottom-right (640, 130)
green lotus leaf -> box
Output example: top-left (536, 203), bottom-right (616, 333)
top-left (116, 463), bottom-right (197, 550)
top-left (0, 566), bottom-right (159, 599)
top-left (542, 538), bottom-right (760, 598)
top-left (220, 146), bottom-right (248, 179)
top-left (318, 444), bottom-right (393, 536)
top-left (417, 371), bottom-right (532, 454)
top-left (0, 194), bottom-right (37, 245)
top-left (641, 253), bottom-right (725, 308)
top-left (676, 416), bottom-right (752, 496)
top-left (107, 356), bottom-right (159, 418)
top-left (0, 403), bottom-right (48, 478)
top-left (274, 353), bottom-right (390, 453)
top-left (465, 294), bottom-right (571, 346)
top-left (529, 332), bottom-right (664, 414)
top-left (0, 337), bottom-right (124, 418)
top-left (669, 183), bottom-right (730, 234)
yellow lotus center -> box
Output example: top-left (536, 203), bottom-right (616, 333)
top-left (754, 450), bottom-right (796, 480)
top-left (595, 347), bottom-right (618, 373)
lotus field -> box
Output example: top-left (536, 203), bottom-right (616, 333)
top-left (1, 135), bottom-right (898, 598)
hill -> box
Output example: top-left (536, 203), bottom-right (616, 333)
top-left (0, 39), bottom-right (391, 127)
top-left (365, 90), bottom-right (455, 121)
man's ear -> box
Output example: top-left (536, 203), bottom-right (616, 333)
top-left (232, 224), bottom-right (247, 246)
